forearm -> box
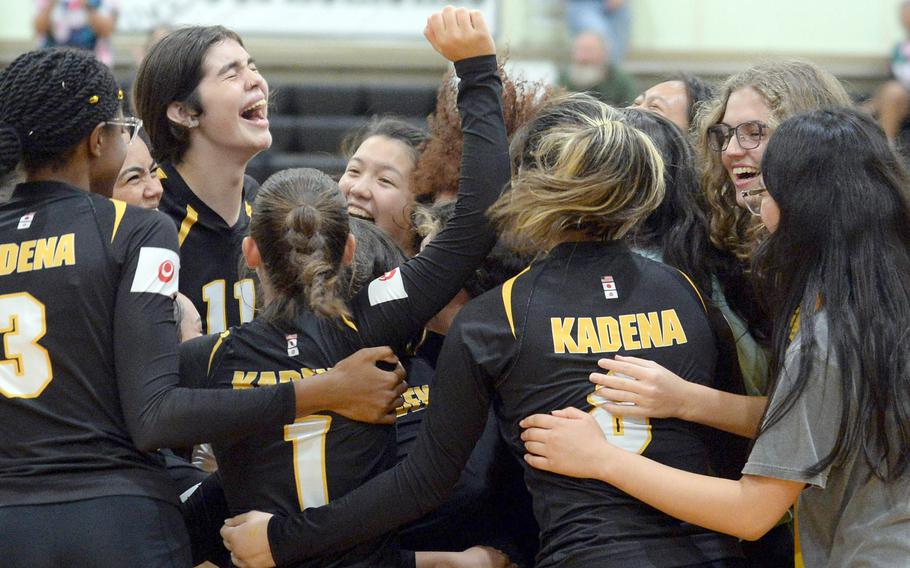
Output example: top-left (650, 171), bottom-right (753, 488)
top-left (596, 445), bottom-right (798, 541)
top-left (681, 382), bottom-right (766, 439)
top-left (34, 7), bottom-right (52, 35)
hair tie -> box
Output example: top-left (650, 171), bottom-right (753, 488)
top-left (88, 95), bottom-right (99, 105)
top-left (117, 89), bottom-right (124, 100)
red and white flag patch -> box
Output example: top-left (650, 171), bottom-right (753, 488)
top-left (286, 334), bottom-right (299, 357)
top-left (602, 275), bottom-right (618, 300)
top-left (130, 247), bottom-right (180, 297)
top-left (368, 267), bottom-right (408, 306)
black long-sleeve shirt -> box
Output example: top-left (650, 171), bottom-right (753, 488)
top-left (0, 182), bottom-right (295, 508)
top-left (179, 54), bottom-right (509, 568)
top-left (268, 242), bottom-right (744, 567)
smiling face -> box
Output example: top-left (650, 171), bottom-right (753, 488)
top-left (113, 137), bottom-right (163, 209)
top-left (339, 135), bottom-right (416, 254)
top-left (191, 39), bottom-right (271, 159)
top-left (719, 87), bottom-right (772, 207)
top-left (632, 80), bottom-right (689, 131)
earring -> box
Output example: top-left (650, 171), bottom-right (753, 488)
top-left (187, 118), bottom-right (198, 128)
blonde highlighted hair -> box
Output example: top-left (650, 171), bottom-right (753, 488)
top-left (489, 93), bottom-right (665, 253)
top-left (695, 59), bottom-right (852, 262)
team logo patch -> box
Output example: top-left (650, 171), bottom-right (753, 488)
top-left (368, 267), bottom-right (408, 306)
top-left (601, 275), bottom-right (618, 300)
top-left (286, 334), bottom-right (299, 357)
top-left (17, 212), bottom-right (35, 230)
top-left (130, 247), bottom-right (180, 296)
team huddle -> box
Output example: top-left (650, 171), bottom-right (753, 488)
top-left (0, 5), bottom-right (909, 568)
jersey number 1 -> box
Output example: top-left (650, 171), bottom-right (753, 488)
top-left (284, 415), bottom-right (332, 511)
top-left (202, 278), bottom-right (255, 333)
top-left (0, 293), bottom-right (53, 399)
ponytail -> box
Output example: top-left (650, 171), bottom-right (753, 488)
top-left (251, 168), bottom-right (351, 324)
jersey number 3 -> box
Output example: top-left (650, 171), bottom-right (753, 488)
top-left (0, 293), bottom-right (53, 399)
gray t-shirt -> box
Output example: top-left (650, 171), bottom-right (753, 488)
top-left (743, 315), bottom-right (910, 567)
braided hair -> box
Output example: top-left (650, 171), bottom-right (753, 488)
top-left (251, 168), bottom-right (351, 325)
top-left (0, 48), bottom-right (121, 177)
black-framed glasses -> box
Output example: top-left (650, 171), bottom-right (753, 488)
top-left (741, 186), bottom-right (768, 216)
top-left (707, 120), bottom-right (768, 152)
top-left (105, 116), bottom-right (143, 145)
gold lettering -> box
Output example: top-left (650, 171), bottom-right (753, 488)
top-left (0, 243), bottom-right (17, 276)
top-left (53, 233), bottom-right (76, 267)
top-left (16, 240), bottom-right (35, 273)
top-left (660, 309), bottom-right (687, 345)
top-left (279, 370), bottom-right (301, 383)
top-left (551, 318), bottom-right (578, 354)
top-left (232, 371), bottom-right (257, 389)
top-left (576, 317), bottom-right (601, 353)
top-left (32, 237), bottom-right (57, 270)
top-left (619, 314), bottom-right (641, 350)
top-left (414, 385), bottom-right (429, 405)
top-left (596, 317), bottom-right (621, 352)
top-left (258, 371), bottom-right (277, 386)
top-left (636, 312), bottom-right (664, 349)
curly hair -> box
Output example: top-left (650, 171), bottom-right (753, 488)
top-left (411, 62), bottom-right (554, 199)
top-left (694, 59), bottom-right (852, 264)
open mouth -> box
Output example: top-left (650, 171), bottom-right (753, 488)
top-left (240, 99), bottom-right (268, 123)
top-left (732, 166), bottom-right (760, 184)
top-left (347, 206), bottom-right (374, 222)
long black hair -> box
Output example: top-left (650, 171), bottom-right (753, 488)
top-left (0, 48), bottom-right (121, 177)
top-left (618, 107), bottom-right (717, 296)
top-left (755, 107), bottom-right (910, 480)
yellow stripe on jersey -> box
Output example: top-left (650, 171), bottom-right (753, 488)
top-left (674, 269), bottom-right (706, 313)
top-left (245, 201), bottom-right (252, 219)
top-left (177, 205), bottom-right (199, 247)
top-left (157, 168), bottom-right (168, 180)
top-left (208, 330), bottom-right (231, 374)
top-left (109, 198), bottom-right (127, 243)
top-left (501, 266), bottom-right (531, 339)
top-left (341, 314), bottom-right (358, 333)
top-left (793, 500), bottom-right (804, 568)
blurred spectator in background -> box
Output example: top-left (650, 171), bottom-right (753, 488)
top-left (34, 0), bottom-right (118, 67)
top-left (632, 73), bottom-right (715, 132)
top-left (866, 0), bottom-right (910, 143)
top-left (560, 30), bottom-right (638, 106)
top-left (566, 0), bottom-right (632, 64)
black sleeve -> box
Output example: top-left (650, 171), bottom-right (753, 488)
top-left (352, 55), bottom-right (509, 349)
top-left (178, 333), bottom-right (220, 389)
top-left (113, 212), bottom-right (295, 452)
top-left (267, 311), bottom-right (494, 564)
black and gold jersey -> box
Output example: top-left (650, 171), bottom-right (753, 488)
top-left (158, 164), bottom-right (258, 335)
top-left (269, 241), bottom-right (743, 567)
top-left (0, 182), bottom-right (294, 509)
top-left (180, 53), bottom-right (508, 568)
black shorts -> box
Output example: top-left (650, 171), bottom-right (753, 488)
top-left (0, 495), bottom-right (191, 567)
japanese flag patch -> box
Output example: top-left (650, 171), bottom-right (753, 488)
top-left (130, 247), bottom-right (180, 297)
top-left (286, 334), bottom-right (299, 357)
top-left (368, 267), bottom-right (408, 306)
top-left (602, 275), bottom-right (618, 300)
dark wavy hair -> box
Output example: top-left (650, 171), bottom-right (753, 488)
top-left (617, 107), bottom-right (718, 296)
top-left (754, 107), bottom-right (910, 481)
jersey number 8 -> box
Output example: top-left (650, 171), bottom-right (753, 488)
top-left (587, 386), bottom-right (652, 454)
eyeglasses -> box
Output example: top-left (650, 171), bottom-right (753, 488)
top-left (706, 120), bottom-right (768, 152)
top-left (105, 116), bottom-right (143, 145)
top-left (741, 186), bottom-right (768, 216)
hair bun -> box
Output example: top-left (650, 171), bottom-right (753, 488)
top-left (0, 122), bottom-right (21, 175)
